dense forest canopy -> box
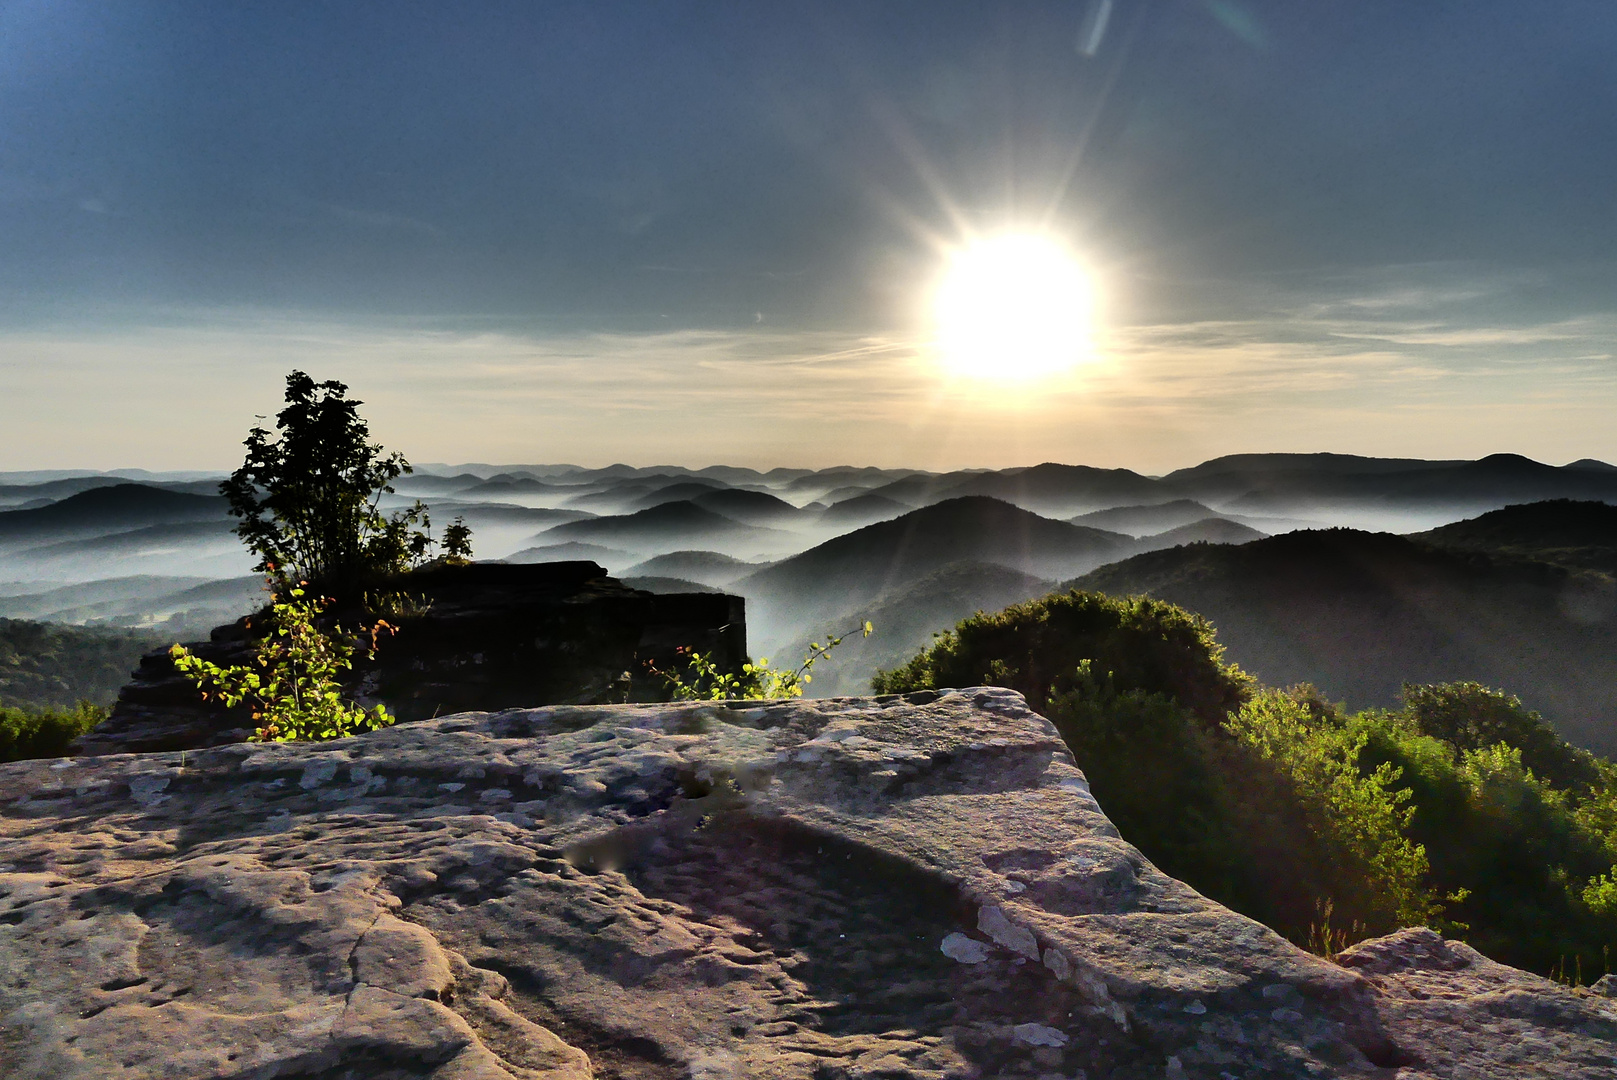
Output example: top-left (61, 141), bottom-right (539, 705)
top-left (0, 618), bottom-right (161, 711)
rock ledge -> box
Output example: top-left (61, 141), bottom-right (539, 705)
top-left (3, 689), bottom-right (1613, 1078)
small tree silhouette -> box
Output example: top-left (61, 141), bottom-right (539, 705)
top-left (221, 371), bottom-right (470, 590)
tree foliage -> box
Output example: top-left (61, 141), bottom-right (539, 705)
top-left (655, 622), bottom-right (873, 701)
top-left (0, 701), bottom-right (107, 763)
top-left (1230, 690), bottom-right (1440, 929)
top-left (1354, 690), bottom-right (1617, 975)
top-left (221, 370), bottom-right (469, 590)
top-left (874, 589), bottom-right (1617, 979)
top-left (0, 618), bottom-right (161, 711)
top-left (871, 590), bottom-right (1252, 722)
top-left (170, 581), bottom-right (394, 742)
top-left (1399, 680), bottom-right (1598, 790)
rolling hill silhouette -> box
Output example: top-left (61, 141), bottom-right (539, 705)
top-left (619, 575), bottom-right (723, 595)
top-left (14, 521), bottom-right (237, 559)
top-left (537, 500), bottom-right (786, 552)
top-left (460, 476), bottom-right (575, 497)
top-left (622, 550), bottom-right (761, 586)
top-left (1193, 454), bottom-right (1617, 511)
top-left (0, 574), bottom-right (266, 636)
top-left (773, 559), bottom-right (1058, 697)
top-left (1068, 528), bottom-right (1617, 753)
top-left (562, 474), bottom-right (725, 511)
top-left (862, 463), bottom-right (1167, 515)
top-left (687, 488), bottom-right (802, 525)
top-left (818, 492), bottom-right (911, 526)
top-left (393, 472), bottom-right (487, 495)
top-left (504, 541), bottom-right (632, 567)
top-left (940, 462), bottom-right (1170, 513)
top-left (781, 467), bottom-right (917, 498)
top-left (1415, 499), bottom-right (1617, 574)
top-left (0, 484), bottom-right (228, 543)
top-left (0, 576), bottom-right (220, 620)
top-left (1135, 518), bottom-right (1267, 547)
top-left (626, 480), bottom-right (734, 510)
top-left (736, 496), bottom-right (1131, 638)
top-left (0, 476), bottom-right (139, 507)
top-left (1071, 499), bottom-right (1225, 535)
top-left (423, 502), bottom-right (594, 528)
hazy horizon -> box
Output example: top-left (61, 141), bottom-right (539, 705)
top-left (3, 449), bottom-right (1613, 485)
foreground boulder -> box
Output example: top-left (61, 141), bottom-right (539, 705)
top-left (77, 560), bottom-right (746, 756)
top-left (3, 689), bottom-right (1613, 1078)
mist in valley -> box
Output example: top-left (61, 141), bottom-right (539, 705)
top-left (6, 452), bottom-right (1616, 747)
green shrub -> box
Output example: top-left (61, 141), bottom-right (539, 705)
top-left (1039, 663), bottom-right (1258, 922)
top-left (1400, 681), bottom-right (1599, 790)
top-left (1230, 690), bottom-right (1439, 930)
top-left (874, 588), bottom-right (1617, 977)
top-left (171, 582), bottom-right (394, 742)
top-left (1046, 675), bottom-right (1434, 944)
top-left (1354, 707), bottom-right (1617, 975)
top-left (0, 702), bottom-right (107, 763)
top-left (871, 590), bottom-right (1252, 721)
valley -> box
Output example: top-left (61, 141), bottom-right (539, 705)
top-left (3, 453), bottom-right (1615, 750)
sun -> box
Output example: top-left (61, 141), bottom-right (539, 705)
top-left (933, 233), bottom-right (1097, 381)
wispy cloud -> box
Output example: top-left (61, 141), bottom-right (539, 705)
top-left (3, 282), bottom-right (1615, 472)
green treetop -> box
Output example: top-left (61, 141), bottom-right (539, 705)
top-left (221, 370), bottom-right (469, 590)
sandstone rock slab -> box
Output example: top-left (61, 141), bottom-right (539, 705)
top-left (2, 688), bottom-right (1613, 1078)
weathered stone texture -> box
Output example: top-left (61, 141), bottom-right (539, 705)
top-left (4, 688), bottom-right (1614, 1078)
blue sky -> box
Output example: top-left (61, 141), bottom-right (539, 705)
top-left (3, 0), bottom-right (1615, 470)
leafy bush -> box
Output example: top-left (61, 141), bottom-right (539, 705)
top-left (1039, 672), bottom-right (1432, 943)
top-left (1230, 690), bottom-right (1440, 930)
top-left (0, 702), bottom-right (107, 763)
top-left (171, 582), bottom-right (394, 742)
top-left (1353, 695), bottom-right (1617, 975)
top-left (874, 588), bottom-right (1617, 978)
top-left (1400, 681), bottom-right (1599, 790)
top-left (222, 370), bottom-right (471, 591)
top-left (655, 623), bottom-right (872, 700)
top-left (871, 590), bottom-right (1252, 722)
top-left (1038, 662), bottom-right (1251, 915)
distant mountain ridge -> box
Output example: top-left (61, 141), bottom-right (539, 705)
top-left (1071, 499), bottom-right (1225, 535)
top-left (622, 550), bottom-right (761, 586)
top-left (773, 559), bottom-right (1058, 697)
top-left (4, 456), bottom-right (1613, 622)
top-left (537, 499), bottom-right (789, 555)
top-left (1140, 518), bottom-right (1268, 546)
top-left (1207, 454), bottom-right (1617, 510)
top-left (736, 496), bottom-right (1132, 646)
top-left (1415, 499), bottom-right (1617, 575)
top-left (0, 485), bottom-right (229, 542)
top-left (1068, 527), bottom-right (1617, 754)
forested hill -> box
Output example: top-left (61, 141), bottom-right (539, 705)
top-left (1068, 528), bottom-right (1617, 754)
top-left (0, 619), bottom-right (164, 710)
top-left (1415, 499), bottom-right (1617, 574)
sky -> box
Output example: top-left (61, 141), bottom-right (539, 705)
top-left (3, 0), bottom-right (1616, 472)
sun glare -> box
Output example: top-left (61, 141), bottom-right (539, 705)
top-left (933, 233), bottom-right (1097, 381)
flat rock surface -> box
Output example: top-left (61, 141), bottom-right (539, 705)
top-left (2, 688), bottom-right (1613, 1079)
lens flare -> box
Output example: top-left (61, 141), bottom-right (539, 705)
top-left (933, 234), bottom-right (1097, 381)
